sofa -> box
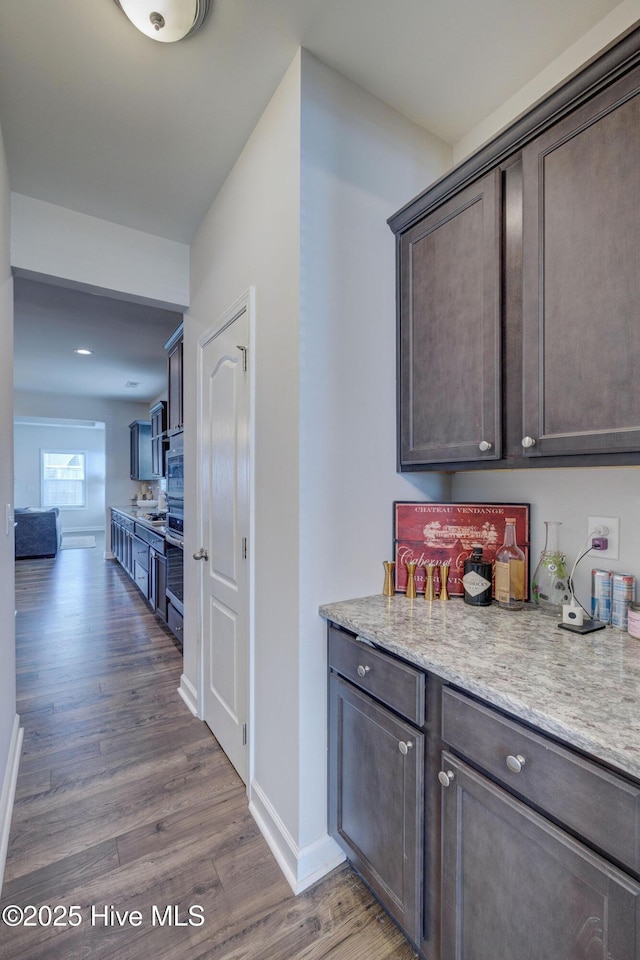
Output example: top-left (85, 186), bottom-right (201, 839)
top-left (15, 507), bottom-right (62, 559)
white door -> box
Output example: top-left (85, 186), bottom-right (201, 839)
top-left (197, 302), bottom-right (250, 784)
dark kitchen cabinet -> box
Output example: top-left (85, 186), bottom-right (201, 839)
top-left (398, 171), bottom-right (502, 467)
top-left (150, 400), bottom-right (167, 478)
top-left (328, 627), bottom-right (426, 947)
top-left (440, 752), bottom-right (640, 960)
top-left (164, 323), bottom-right (184, 436)
top-left (521, 63), bottom-right (640, 459)
top-left (390, 26), bottom-right (640, 472)
top-left (129, 420), bottom-right (152, 480)
top-left (439, 687), bottom-right (640, 960)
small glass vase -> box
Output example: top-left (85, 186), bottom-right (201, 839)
top-left (532, 521), bottom-right (571, 616)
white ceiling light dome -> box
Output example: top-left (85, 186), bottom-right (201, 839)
top-left (113, 0), bottom-right (210, 43)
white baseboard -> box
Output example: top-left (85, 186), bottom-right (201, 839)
top-left (103, 551), bottom-right (116, 560)
top-left (178, 674), bottom-right (198, 716)
top-left (0, 716), bottom-right (23, 898)
top-left (249, 778), bottom-right (345, 894)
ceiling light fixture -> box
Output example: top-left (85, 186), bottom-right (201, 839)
top-left (74, 348), bottom-right (93, 355)
top-left (113, 0), bottom-right (210, 43)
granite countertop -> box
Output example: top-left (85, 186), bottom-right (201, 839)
top-left (111, 505), bottom-right (166, 535)
top-left (319, 595), bottom-right (640, 783)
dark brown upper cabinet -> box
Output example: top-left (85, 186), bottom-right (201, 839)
top-left (521, 64), bottom-right (640, 459)
top-left (398, 172), bottom-right (502, 467)
top-left (390, 25), bottom-right (640, 472)
top-left (164, 323), bottom-right (184, 436)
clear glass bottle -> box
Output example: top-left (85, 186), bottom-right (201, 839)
top-left (494, 518), bottom-right (525, 610)
top-left (532, 521), bottom-right (570, 616)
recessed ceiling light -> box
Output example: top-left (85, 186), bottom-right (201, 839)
top-left (74, 348), bottom-right (93, 355)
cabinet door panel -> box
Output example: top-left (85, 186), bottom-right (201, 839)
top-left (329, 674), bottom-right (424, 944)
top-left (440, 752), bottom-right (640, 960)
top-left (399, 170), bottom-right (501, 466)
top-left (522, 65), bottom-right (640, 457)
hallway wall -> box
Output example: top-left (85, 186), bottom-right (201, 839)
top-left (0, 120), bottom-right (18, 894)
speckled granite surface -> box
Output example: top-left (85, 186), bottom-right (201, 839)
top-left (319, 595), bottom-right (640, 782)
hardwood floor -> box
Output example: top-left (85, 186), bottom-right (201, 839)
top-left (1, 537), bottom-right (417, 959)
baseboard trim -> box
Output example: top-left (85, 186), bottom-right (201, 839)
top-left (249, 778), bottom-right (345, 894)
top-left (0, 716), bottom-right (23, 898)
top-left (178, 674), bottom-right (198, 716)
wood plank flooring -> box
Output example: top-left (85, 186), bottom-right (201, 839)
top-left (1, 538), bottom-right (417, 960)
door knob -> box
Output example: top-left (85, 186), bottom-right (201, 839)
top-left (193, 547), bottom-right (208, 561)
top-left (478, 440), bottom-right (493, 452)
top-left (521, 436), bottom-right (536, 448)
top-left (438, 769), bottom-right (455, 787)
top-left (398, 740), bottom-right (414, 755)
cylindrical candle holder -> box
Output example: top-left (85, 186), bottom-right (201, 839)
top-left (383, 561), bottom-right (395, 597)
top-left (405, 561), bottom-right (417, 599)
top-left (424, 564), bottom-right (436, 601)
top-left (439, 564), bottom-right (450, 601)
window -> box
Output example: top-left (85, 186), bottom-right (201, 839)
top-left (41, 451), bottom-right (86, 508)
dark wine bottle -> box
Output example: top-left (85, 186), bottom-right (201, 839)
top-left (462, 544), bottom-right (493, 607)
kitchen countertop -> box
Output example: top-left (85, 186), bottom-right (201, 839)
top-left (319, 595), bottom-right (640, 783)
top-left (111, 505), bottom-right (166, 535)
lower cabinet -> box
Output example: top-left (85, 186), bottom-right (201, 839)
top-left (440, 752), bottom-right (640, 960)
top-left (111, 510), bottom-right (172, 630)
top-left (328, 626), bottom-right (426, 947)
top-left (167, 601), bottom-right (183, 647)
top-left (327, 622), bottom-right (640, 960)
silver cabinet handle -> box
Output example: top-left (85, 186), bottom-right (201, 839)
top-left (506, 754), bottom-right (526, 774)
top-left (438, 769), bottom-right (455, 787)
top-left (398, 740), bottom-right (414, 755)
top-left (356, 664), bottom-right (370, 677)
top-left (193, 547), bottom-right (209, 561)
top-left (521, 436), bottom-right (536, 449)
top-left (478, 440), bottom-right (493, 452)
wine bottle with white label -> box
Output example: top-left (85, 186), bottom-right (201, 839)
top-left (494, 518), bottom-right (525, 610)
top-left (462, 545), bottom-right (492, 606)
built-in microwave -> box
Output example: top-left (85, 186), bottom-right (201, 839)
top-left (166, 437), bottom-right (184, 502)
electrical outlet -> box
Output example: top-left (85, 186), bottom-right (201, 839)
top-left (587, 516), bottom-right (619, 560)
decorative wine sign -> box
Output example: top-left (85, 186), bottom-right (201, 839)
top-left (393, 502), bottom-right (530, 598)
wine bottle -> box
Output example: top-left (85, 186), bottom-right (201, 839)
top-left (494, 518), bottom-right (525, 610)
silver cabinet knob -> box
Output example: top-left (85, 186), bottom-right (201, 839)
top-left (193, 547), bottom-right (209, 561)
top-left (356, 664), bottom-right (370, 678)
top-left (438, 769), bottom-right (455, 787)
top-left (478, 440), bottom-right (493, 452)
top-left (506, 754), bottom-right (526, 774)
top-left (398, 740), bottom-right (414, 755)
top-left (521, 436), bottom-right (536, 449)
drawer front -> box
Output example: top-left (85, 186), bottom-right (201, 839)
top-left (112, 511), bottom-right (134, 533)
top-left (328, 626), bottom-right (425, 726)
top-left (132, 536), bottom-right (149, 571)
top-left (135, 524), bottom-right (165, 552)
top-left (442, 687), bottom-right (640, 874)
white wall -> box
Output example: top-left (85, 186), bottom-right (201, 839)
top-left (14, 420), bottom-right (107, 533)
top-left (0, 122), bottom-right (19, 895)
top-left (452, 468), bottom-right (640, 612)
top-left (187, 50), bottom-right (303, 861)
top-left (297, 52), bottom-right (450, 857)
top-left (11, 194), bottom-right (190, 311)
top-left (454, 0), bottom-right (640, 161)
top-left (450, 5), bottom-right (640, 609)
top-left (13, 392), bottom-right (152, 551)
top-left (188, 49), bottom-right (451, 892)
